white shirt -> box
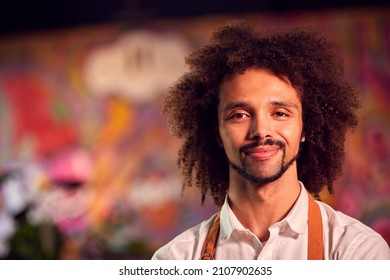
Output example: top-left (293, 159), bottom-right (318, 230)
top-left (152, 183), bottom-right (390, 260)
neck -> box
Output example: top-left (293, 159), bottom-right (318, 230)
top-left (227, 168), bottom-right (301, 241)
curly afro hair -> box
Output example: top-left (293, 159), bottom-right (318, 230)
top-left (162, 21), bottom-right (360, 207)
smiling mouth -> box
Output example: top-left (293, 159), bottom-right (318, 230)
top-left (244, 146), bottom-right (280, 160)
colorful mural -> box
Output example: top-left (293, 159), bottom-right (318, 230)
top-left (0, 8), bottom-right (389, 259)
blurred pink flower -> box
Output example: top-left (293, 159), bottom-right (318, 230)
top-left (45, 148), bottom-right (92, 185)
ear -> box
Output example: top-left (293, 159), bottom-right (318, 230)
top-left (300, 132), bottom-right (305, 142)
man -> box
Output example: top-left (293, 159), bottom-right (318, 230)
top-left (152, 21), bottom-right (390, 259)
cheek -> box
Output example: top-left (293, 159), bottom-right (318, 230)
top-left (277, 123), bottom-right (303, 146)
top-left (218, 126), bottom-right (241, 153)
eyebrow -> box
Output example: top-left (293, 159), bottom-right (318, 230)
top-left (270, 100), bottom-right (299, 109)
top-left (222, 100), bottom-right (299, 112)
top-left (222, 102), bottom-right (251, 112)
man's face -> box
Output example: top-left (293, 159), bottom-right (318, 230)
top-left (217, 68), bottom-right (305, 186)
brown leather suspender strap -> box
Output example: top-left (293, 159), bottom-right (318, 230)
top-left (307, 193), bottom-right (324, 260)
top-left (200, 212), bottom-right (221, 260)
top-left (200, 192), bottom-right (324, 260)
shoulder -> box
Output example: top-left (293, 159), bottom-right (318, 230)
top-left (151, 213), bottom-right (217, 260)
top-left (317, 201), bottom-right (390, 260)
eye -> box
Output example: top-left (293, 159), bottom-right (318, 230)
top-left (273, 111), bottom-right (289, 118)
top-left (229, 112), bottom-right (249, 119)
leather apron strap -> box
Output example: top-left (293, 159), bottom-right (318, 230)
top-left (307, 193), bottom-right (324, 260)
top-left (200, 212), bottom-right (221, 260)
top-left (200, 192), bottom-right (324, 260)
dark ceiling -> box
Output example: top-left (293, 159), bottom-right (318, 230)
top-left (0, 0), bottom-right (389, 35)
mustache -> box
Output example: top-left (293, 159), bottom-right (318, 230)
top-left (239, 138), bottom-right (286, 154)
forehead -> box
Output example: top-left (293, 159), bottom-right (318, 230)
top-left (218, 68), bottom-right (301, 107)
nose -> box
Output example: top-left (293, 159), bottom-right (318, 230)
top-left (248, 114), bottom-right (273, 140)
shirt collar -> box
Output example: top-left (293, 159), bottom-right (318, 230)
top-left (281, 182), bottom-right (308, 234)
top-left (219, 181), bottom-right (309, 243)
top-left (219, 195), bottom-right (245, 243)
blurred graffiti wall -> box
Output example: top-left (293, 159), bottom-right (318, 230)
top-left (0, 8), bottom-right (389, 259)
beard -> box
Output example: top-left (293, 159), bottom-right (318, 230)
top-left (229, 138), bottom-right (299, 186)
